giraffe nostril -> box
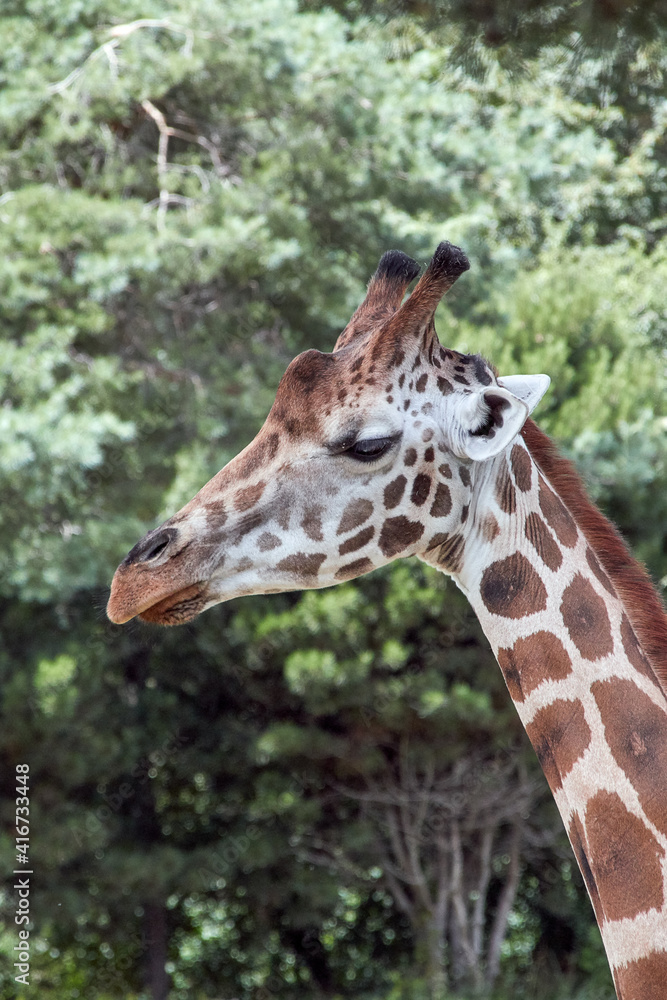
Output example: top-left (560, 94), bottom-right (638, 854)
top-left (124, 528), bottom-right (177, 566)
top-left (143, 536), bottom-right (170, 561)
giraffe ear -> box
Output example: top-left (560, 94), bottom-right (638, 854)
top-left (497, 374), bottom-right (550, 413)
top-left (457, 375), bottom-right (550, 462)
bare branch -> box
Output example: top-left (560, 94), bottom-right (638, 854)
top-left (472, 825), bottom-right (494, 960)
top-left (49, 19), bottom-right (196, 95)
top-left (485, 817), bottom-right (523, 986)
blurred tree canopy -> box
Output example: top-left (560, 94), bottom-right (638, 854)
top-left (0, 1), bottom-right (664, 998)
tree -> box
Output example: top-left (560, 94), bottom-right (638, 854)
top-left (0, 0), bottom-right (663, 996)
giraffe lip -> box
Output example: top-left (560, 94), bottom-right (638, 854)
top-left (137, 584), bottom-right (207, 625)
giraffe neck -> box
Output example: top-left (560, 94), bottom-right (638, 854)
top-left (444, 436), bottom-right (667, 997)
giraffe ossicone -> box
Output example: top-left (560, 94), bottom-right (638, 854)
top-left (107, 242), bottom-right (667, 999)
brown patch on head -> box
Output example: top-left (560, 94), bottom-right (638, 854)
top-left (621, 615), bottom-right (661, 688)
top-left (339, 526), bottom-right (375, 556)
top-left (424, 446), bottom-right (434, 462)
top-left (481, 514), bottom-right (500, 542)
top-left (235, 431), bottom-right (280, 479)
top-left (525, 698), bottom-right (591, 792)
top-left (257, 532), bottom-right (282, 552)
top-left (497, 631), bottom-right (573, 703)
top-left (337, 498), bottom-right (374, 535)
top-left (538, 474), bottom-right (578, 548)
top-left (411, 473), bottom-right (431, 506)
top-left (459, 465), bottom-right (471, 487)
top-left (425, 532), bottom-right (465, 573)
top-left (472, 354), bottom-right (493, 386)
top-left (276, 505), bottom-right (290, 531)
top-left (415, 373), bottom-right (428, 392)
top-left (234, 481), bottom-right (266, 512)
top-left (524, 512), bottom-right (563, 571)
top-left (511, 444), bottom-right (532, 492)
top-left (495, 460), bottom-right (516, 515)
top-left (438, 463), bottom-right (452, 478)
top-left (390, 348), bottom-right (406, 370)
top-left (583, 790), bottom-right (664, 921)
top-left (233, 504), bottom-right (266, 540)
top-left (404, 448), bottom-right (417, 467)
top-left (480, 552), bottom-right (548, 618)
top-left (429, 483), bottom-right (452, 519)
top-left (592, 677), bottom-right (667, 836)
top-left (268, 350), bottom-right (340, 439)
top-left (335, 557), bottom-right (374, 580)
top-left (378, 516), bottom-right (425, 557)
top-left (275, 552), bottom-right (327, 579)
top-left (614, 952), bottom-right (667, 999)
top-left (560, 573), bottom-right (613, 660)
top-left (586, 547), bottom-right (616, 596)
top-left (301, 505), bottom-right (323, 541)
top-left (204, 500), bottom-right (227, 522)
top-left (437, 376), bottom-right (453, 395)
top-left (384, 475), bottom-right (407, 510)
top-left (568, 813), bottom-right (603, 923)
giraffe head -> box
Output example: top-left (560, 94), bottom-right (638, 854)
top-left (107, 242), bottom-right (549, 625)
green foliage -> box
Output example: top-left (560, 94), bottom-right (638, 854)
top-left (0, 0), bottom-right (664, 997)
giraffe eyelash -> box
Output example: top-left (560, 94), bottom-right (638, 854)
top-left (344, 435), bottom-right (400, 463)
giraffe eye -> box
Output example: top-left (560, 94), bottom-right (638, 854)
top-left (346, 436), bottom-right (397, 463)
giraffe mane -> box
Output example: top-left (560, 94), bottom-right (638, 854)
top-left (522, 418), bottom-right (667, 695)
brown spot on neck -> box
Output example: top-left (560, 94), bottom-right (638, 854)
top-left (480, 552), bottom-right (548, 619)
top-left (497, 631), bottom-right (572, 703)
top-left (586, 546), bottom-right (616, 597)
top-left (523, 419), bottom-right (667, 694)
top-left (560, 574), bottom-right (613, 661)
top-left (524, 512), bottom-right (562, 571)
top-left (592, 677), bottom-right (667, 836)
top-left (424, 532), bottom-right (465, 573)
top-left (481, 514), bottom-right (500, 542)
top-left (621, 615), bottom-right (661, 689)
top-left (525, 698), bottom-right (591, 792)
top-left (510, 443), bottom-right (532, 492)
top-left (614, 952), bottom-right (667, 1000)
top-left (537, 474), bottom-right (577, 547)
top-left (495, 460), bottom-right (516, 514)
top-left (582, 789), bottom-right (664, 921)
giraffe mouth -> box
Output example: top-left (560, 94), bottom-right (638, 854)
top-left (137, 584), bottom-right (207, 626)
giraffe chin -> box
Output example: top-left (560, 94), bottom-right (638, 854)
top-left (137, 584), bottom-right (207, 626)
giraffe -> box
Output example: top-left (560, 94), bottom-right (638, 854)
top-left (107, 242), bottom-right (667, 998)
